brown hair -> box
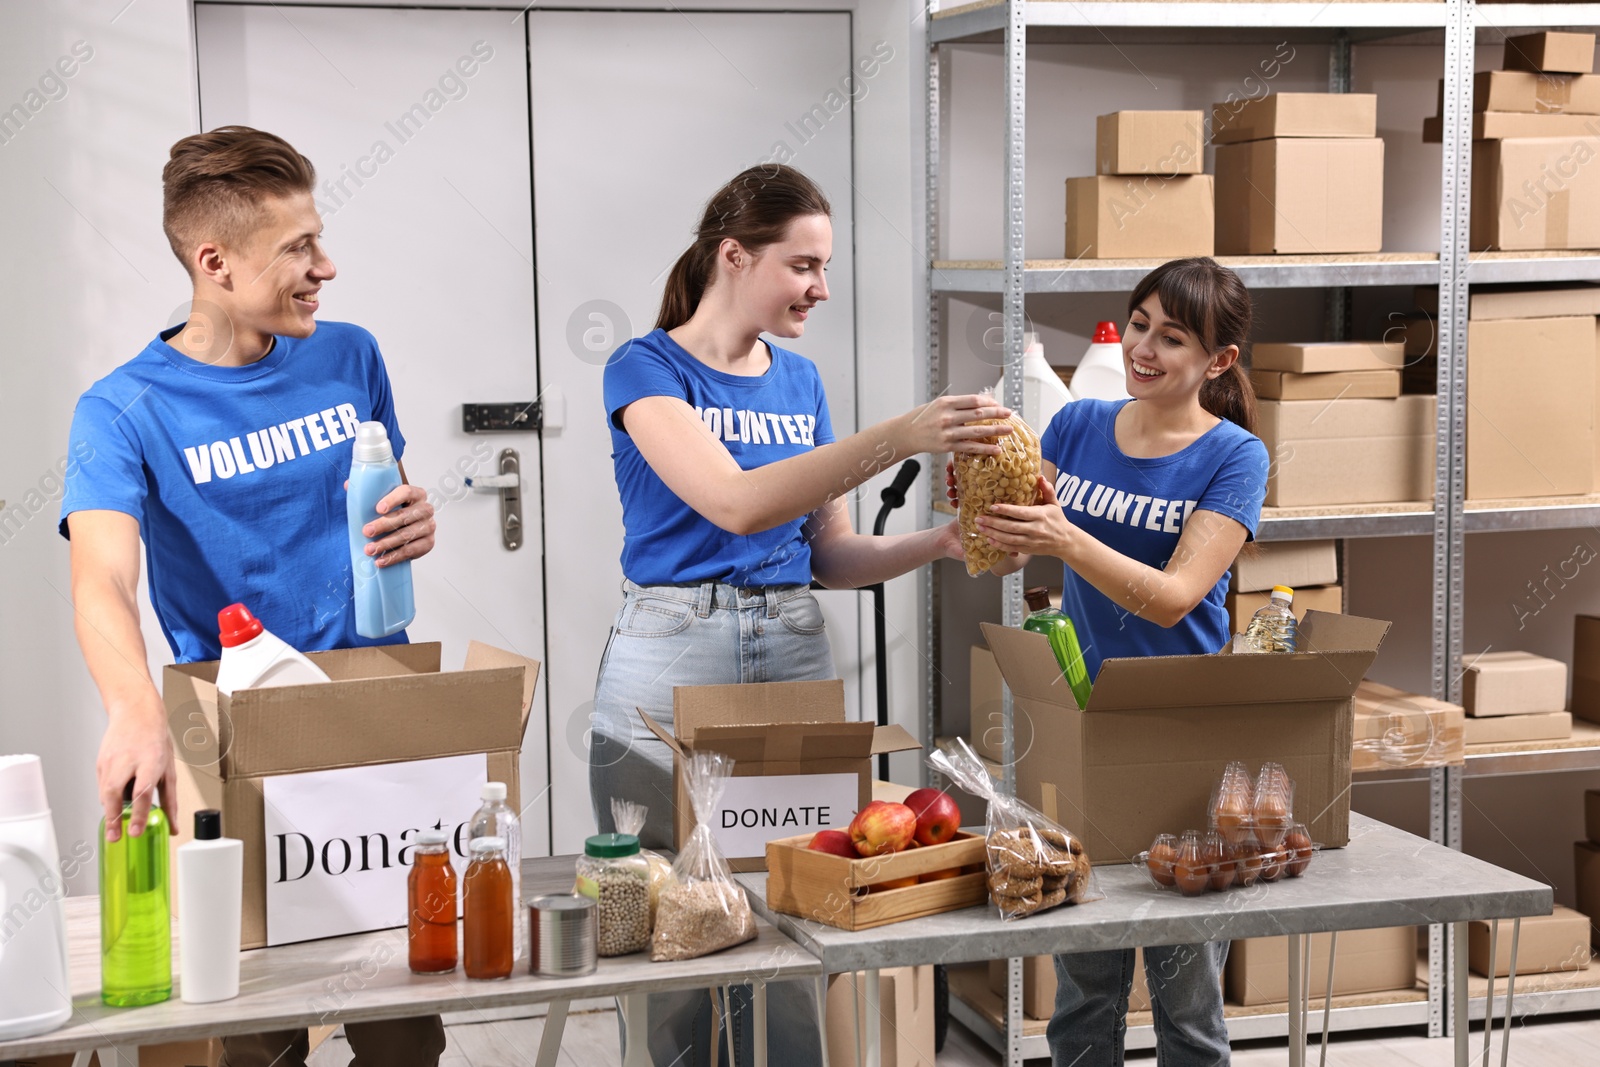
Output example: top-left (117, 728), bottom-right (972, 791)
top-left (1127, 257), bottom-right (1257, 436)
top-left (655, 164), bottom-right (832, 331)
top-left (162, 126), bottom-right (317, 272)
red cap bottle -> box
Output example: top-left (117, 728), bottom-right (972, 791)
top-left (1093, 321), bottom-right (1120, 344)
top-left (216, 604), bottom-right (263, 648)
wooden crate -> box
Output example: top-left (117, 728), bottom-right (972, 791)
top-left (766, 830), bottom-right (987, 930)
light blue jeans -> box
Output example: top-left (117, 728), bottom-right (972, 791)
top-left (589, 579), bottom-right (834, 1067)
top-left (1047, 943), bottom-right (1231, 1067)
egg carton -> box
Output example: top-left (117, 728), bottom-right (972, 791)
top-left (1136, 825), bottom-right (1318, 896)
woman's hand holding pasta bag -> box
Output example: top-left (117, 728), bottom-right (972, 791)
top-left (976, 474), bottom-right (1074, 558)
top-left (897, 394), bottom-right (1013, 458)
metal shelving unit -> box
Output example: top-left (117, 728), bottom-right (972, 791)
top-left (921, 1), bottom-right (1600, 1062)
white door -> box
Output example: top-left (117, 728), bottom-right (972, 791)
top-left (527, 9), bottom-right (860, 855)
top-left (194, 4), bottom-right (552, 856)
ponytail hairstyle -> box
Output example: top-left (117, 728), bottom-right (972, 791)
top-left (655, 164), bottom-right (832, 332)
top-left (1127, 257), bottom-right (1257, 436)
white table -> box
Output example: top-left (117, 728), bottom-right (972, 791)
top-left (0, 856), bottom-right (818, 1067)
top-left (737, 813), bottom-right (1553, 1067)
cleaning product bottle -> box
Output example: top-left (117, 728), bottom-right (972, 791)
top-left (176, 810), bottom-right (242, 1004)
top-left (0, 754), bottom-right (72, 1038)
top-left (100, 782), bottom-right (171, 1006)
top-left (1021, 587), bottom-right (1093, 710)
top-left (1242, 585), bottom-right (1298, 653)
top-left (347, 421), bottom-right (416, 639)
top-left (1072, 321), bottom-right (1131, 402)
top-left (214, 604), bottom-right (331, 696)
top-left (992, 332), bottom-right (1074, 433)
top-left (469, 783), bottom-right (522, 962)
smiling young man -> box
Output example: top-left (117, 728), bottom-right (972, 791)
top-left (60, 127), bottom-right (440, 1067)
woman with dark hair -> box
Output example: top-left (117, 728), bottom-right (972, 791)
top-left (592, 163), bottom-right (1005, 1066)
top-left (971, 256), bottom-right (1269, 1066)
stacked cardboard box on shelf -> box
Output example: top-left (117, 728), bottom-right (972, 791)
top-left (1066, 110), bottom-right (1212, 259)
top-left (1352, 681), bottom-right (1465, 772)
top-left (1462, 650), bottom-right (1573, 744)
top-left (1249, 340), bottom-right (1433, 508)
top-left (1469, 906), bottom-right (1592, 977)
top-left (1228, 539), bottom-right (1342, 633)
top-left (1425, 32), bottom-right (1600, 251)
top-left (1212, 93), bottom-right (1384, 254)
top-left (1226, 927), bottom-right (1419, 1006)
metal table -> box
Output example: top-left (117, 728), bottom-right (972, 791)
top-left (0, 856), bottom-right (818, 1067)
top-left (737, 813), bottom-right (1552, 1067)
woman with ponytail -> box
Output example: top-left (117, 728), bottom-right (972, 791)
top-left (593, 164), bottom-right (1006, 1066)
top-left (964, 257), bottom-right (1268, 1067)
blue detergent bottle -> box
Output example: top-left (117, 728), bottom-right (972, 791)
top-left (347, 422), bottom-right (415, 638)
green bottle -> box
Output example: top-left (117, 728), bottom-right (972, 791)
top-left (100, 782), bottom-right (171, 1006)
top-left (1022, 586), bottom-right (1092, 711)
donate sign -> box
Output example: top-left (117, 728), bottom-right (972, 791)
top-left (262, 755), bottom-right (487, 946)
top-left (711, 772), bottom-right (858, 859)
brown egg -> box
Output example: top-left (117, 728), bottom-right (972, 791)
top-left (1285, 830), bottom-right (1314, 877)
top-left (1147, 841), bottom-right (1178, 887)
top-left (1215, 793), bottom-right (1254, 846)
top-left (1202, 834), bottom-right (1233, 891)
top-left (1260, 849), bottom-right (1288, 882)
top-left (1253, 792), bottom-right (1291, 849)
top-left (1234, 846), bottom-right (1263, 887)
top-left (1173, 858), bottom-right (1209, 896)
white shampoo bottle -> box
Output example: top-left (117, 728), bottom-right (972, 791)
top-left (177, 810), bottom-right (242, 1004)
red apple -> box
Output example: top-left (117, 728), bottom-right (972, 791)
top-left (807, 829), bottom-right (859, 858)
top-left (848, 800), bottom-right (917, 856)
top-left (904, 787), bottom-right (961, 847)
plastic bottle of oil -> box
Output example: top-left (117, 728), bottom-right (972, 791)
top-left (1021, 587), bottom-right (1092, 709)
top-left (1241, 585), bottom-right (1298, 653)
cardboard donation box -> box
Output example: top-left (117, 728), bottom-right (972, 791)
top-left (1232, 539), bottom-right (1339, 594)
top-left (826, 966), bottom-right (936, 1067)
top-left (1353, 681), bottom-right (1465, 773)
top-left (980, 611), bottom-right (1387, 863)
top-left (164, 642), bottom-right (538, 950)
top-left (1096, 111), bottom-right (1204, 175)
top-left (1473, 137), bottom-right (1600, 251)
top-left (1258, 396), bottom-right (1436, 508)
top-left (1467, 316), bottom-right (1595, 499)
top-left (1462, 651), bottom-right (1568, 717)
top-left (1226, 927), bottom-right (1418, 1006)
top-left (1214, 138), bottom-right (1383, 254)
top-left (640, 679), bottom-right (920, 872)
top-left (1064, 174), bottom-right (1214, 259)
top-left (1227, 585), bottom-right (1342, 634)
top-left (1470, 906), bottom-right (1592, 977)
top-left (1504, 31), bottom-right (1597, 75)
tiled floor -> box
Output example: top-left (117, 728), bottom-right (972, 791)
top-left (305, 1005), bottom-right (1600, 1065)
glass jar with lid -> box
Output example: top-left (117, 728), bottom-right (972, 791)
top-left (575, 833), bottom-right (651, 956)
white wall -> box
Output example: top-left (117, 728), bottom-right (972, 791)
top-left (0, 0), bottom-right (928, 892)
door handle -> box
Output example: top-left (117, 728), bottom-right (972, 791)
top-left (466, 449), bottom-right (522, 551)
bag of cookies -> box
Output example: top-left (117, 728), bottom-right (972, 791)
top-left (928, 737), bottom-right (1099, 919)
top-left (954, 409), bottom-right (1042, 576)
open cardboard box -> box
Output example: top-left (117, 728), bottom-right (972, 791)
top-left (163, 641), bottom-right (538, 949)
top-left (980, 611), bottom-right (1389, 864)
top-left (639, 679), bottom-right (920, 872)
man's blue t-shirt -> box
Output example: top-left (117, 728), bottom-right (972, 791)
top-left (60, 321), bottom-right (410, 664)
top-left (1040, 399), bottom-right (1269, 679)
top-left (604, 329), bottom-right (835, 587)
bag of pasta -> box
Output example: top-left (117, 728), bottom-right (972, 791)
top-left (954, 409), bottom-right (1042, 576)
top-left (928, 737), bottom-right (1099, 919)
top-left (611, 797), bottom-right (672, 926)
top-left (651, 751), bottom-right (757, 961)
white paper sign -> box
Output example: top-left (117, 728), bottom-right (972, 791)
top-left (713, 773), bottom-right (859, 858)
top-left (262, 754), bottom-right (486, 946)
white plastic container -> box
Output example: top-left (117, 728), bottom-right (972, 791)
top-left (992, 332), bottom-right (1074, 433)
top-left (0, 755), bottom-right (72, 1039)
top-left (347, 422), bottom-right (416, 639)
top-left (177, 810), bottom-right (242, 1004)
top-left (469, 783), bottom-right (523, 962)
top-left (213, 603), bottom-right (331, 696)
top-left (1072, 321), bottom-right (1132, 402)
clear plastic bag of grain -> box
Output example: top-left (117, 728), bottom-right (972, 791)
top-left (650, 751), bottom-right (757, 962)
top-left (954, 410), bottom-right (1041, 576)
top-left (611, 797), bottom-right (671, 926)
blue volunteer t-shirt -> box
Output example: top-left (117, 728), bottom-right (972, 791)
top-left (1040, 399), bottom-right (1269, 679)
top-left (604, 329), bottom-right (835, 587)
top-left (60, 321), bottom-right (410, 663)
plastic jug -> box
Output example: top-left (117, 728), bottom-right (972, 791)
top-left (992, 332), bottom-right (1074, 434)
top-left (347, 421), bottom-right (416, 639)
top-left (0, 755), bottom-right (72, 1039)
top-left (214, 603), bottom-right (331, 696)
top-left (1241, 585), bottom-right (1298, 653)
top-left (1072, 321), bottom-right (1132, 402)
